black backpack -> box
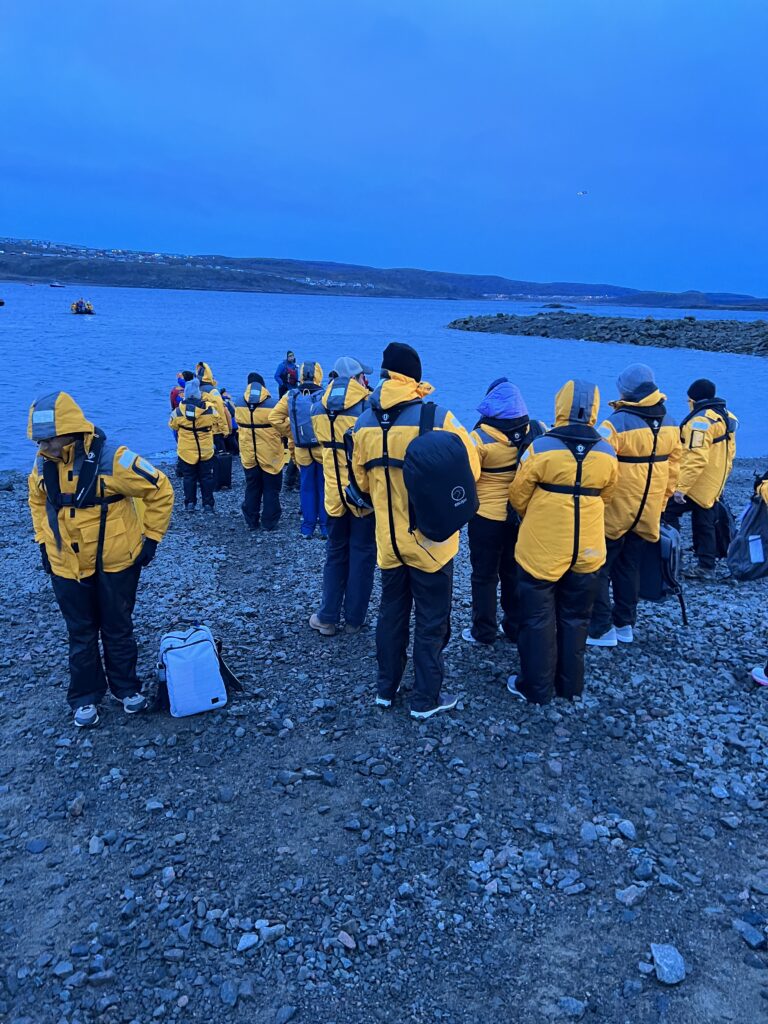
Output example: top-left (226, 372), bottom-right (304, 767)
top-left (638, 521), bottom-right (688, 624)
top-left (726, 494), bottom-right (768, 581)
top-left (402, 403), bottom-right (479, 543)
top-left (713, 498), bottom-right (736, 559)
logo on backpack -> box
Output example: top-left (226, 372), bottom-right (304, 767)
top-left (451, 486), bottom-right (466, 505)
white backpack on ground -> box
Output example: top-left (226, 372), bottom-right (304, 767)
top-left (157, 624), bottom-right (228, 717)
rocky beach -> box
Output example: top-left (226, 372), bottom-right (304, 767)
top-left (1, 458), bottom-right (767, 1023)
top-left (448, 311), bottom-right (768, 357)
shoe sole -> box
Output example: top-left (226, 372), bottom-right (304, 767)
top-left (309, 620), bottom-right (336, 637)
top-left (586, 639), bottom-right (617, 648)
top-left (410, 702), bottom-right (458, 720)
top-left (616, 635), bottom-right (634, 644)
top-left (123, 703), bottom-right (147, 715)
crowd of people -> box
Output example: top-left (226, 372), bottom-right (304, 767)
top-left (27, 343), bottom-right (767, 729)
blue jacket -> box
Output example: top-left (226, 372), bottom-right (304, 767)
top-left (275, 360), bottom-right (299, 389)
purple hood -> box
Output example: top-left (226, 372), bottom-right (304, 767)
top-left (477, 379), bottom-right (529, 421)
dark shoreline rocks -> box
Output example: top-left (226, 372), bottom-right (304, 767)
top-left (1, 458), bottom-right (767, 1022)
top-left (448, 311), bottom-right (768, 357)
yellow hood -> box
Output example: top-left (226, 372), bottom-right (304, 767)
top-left (244, 383), bottom-right (271, 405)
top-left (28, 391), bottom-right (94, 442)
top-left (554, 379), bottom-right (600, 428)
top-left (609, 388), bottom-right (667, 411)
top-left (321, 375), bottom-right (369, 412)
top-left (373, 372), bottom-right (434, 411)
top-left (299, 361), bottom-right (323, 386)
top-left (197, 362), bottom-right (217, 386)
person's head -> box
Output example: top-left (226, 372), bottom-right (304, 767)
top-left (27, 391), bottom-right (94, 460)
top-left (478, 377), bottom-right (529, 420)
top-left (554, 379), bottom-right (600, 427)
top-left (380, 342), bottom-right (422, 383)
top-left (299, 361), bottom-right (323, 386)
top-left (287, 350), bottom-right (296, 364)
top-left (184, 377), bottom-right (202, 402)
top-left (616, 363), bottom-right (656, 401)
top-left (248, 372), bottom-right (265, 386)
top-left (687, 378), bottom-right (716, 404)
top-left (333, 356), bottom-right (373, 386)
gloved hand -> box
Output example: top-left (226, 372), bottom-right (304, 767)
top-left (672, 491), bottom-right (687, 504)
top-left (134, 538), bottom-right (158, 569)
top-left (39, 543), bottom-right (52, 575)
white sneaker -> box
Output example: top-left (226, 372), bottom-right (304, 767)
top-left (461, 627), bottom-right (480, 645)
top-left (375, 685), bottom-right (401, 708)
top-left (615, 625), bottom-right (634, 644)
top-left (73, 704), bottom-right (99, 728)
top-left (586, 627), bottom-right (618, 648)
top-left (751, 665), bottom-right (768, 687)
top-left (507, 675), bottom-right (527, 701)
top-left (122, 693), bottom-right (148, 715)
top-left (410, 694), bottom-right (459, 720)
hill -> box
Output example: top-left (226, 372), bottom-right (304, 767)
top-left (2, 237), bottom-right (767, 310)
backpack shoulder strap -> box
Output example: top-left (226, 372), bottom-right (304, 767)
top-left (419, 401), bottom-right (437, 435)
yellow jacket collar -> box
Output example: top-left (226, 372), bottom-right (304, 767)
top-left (322, 376), bottom-right (369, 411)
top-left (376, 373), bottom-right (434, 410)
top-left (609, 388), bottom-right (666, 411)
top-left (244, 383), bottom-right (271, 405)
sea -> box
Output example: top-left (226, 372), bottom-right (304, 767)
top-left (1, 280), bottom-right (766, 471)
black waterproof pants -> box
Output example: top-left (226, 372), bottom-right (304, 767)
top-left (242, 465), bottom-right (282, 530)
top-left (663, 496), bottom-right (717, 568)
top-left (51, 565), bottom-right (141, 708)
top-left (467, 514), bottom-right (519, 643)
top-left (516, 566), bottom-right (598, 704)
top-left (589, 531), bottom-right (646, 637)
top-left (284, 459), bottom-right (299, 491)
top-left (376, 561), bottom-right (453, 712)
top-left (318, 512), bottom-right (377, 628)
top-left (180, 456), bottom-right (215, 509)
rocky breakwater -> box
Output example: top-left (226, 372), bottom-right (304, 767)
top-left (448, 310), bottom-right (768, 357)
top-left (0, 458), bottom-right (767, 1022)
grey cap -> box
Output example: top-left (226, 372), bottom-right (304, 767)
top-left (617, 362), bottom-right (656, 399)
top-left (333, 356), bottom-right (373, 378)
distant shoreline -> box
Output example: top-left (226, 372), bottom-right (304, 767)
top-left (448, 311), bottom-right (768, 358)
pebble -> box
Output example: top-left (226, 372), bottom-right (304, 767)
top-left (732, 918), bottom-right (767, 950)
top-left (25, 838), bottom-right (49, 854)
top-left (617, 820), bottom-right (637, 841)
top-left (650, 943), bottom-right (686, 985)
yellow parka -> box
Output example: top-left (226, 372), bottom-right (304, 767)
top-left (268, 362), bottom-right (324, 468)
top-left (169, 397), bottom-right (218, 464)
top-left (676, 399), bottom-right (738, 509)
top-left (510, 380), bottom-right (619, 582)
top-left (599, 389), bottom-right (682, 542)
top-left (196, 362), bottom-right (231, 438)
top-left (28, 392), bottom-right (173, 581)
top-left (471, 419), bottom-right (548, 522)
top-left (351, 373), bottom-right (480, 572)
top-left (759, 478), bottom-right (768, 506)
top-left (312, 376), bottom-right (372, 518)
top-left (234, 383), bottom-right (283, 473)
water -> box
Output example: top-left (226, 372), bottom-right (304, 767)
top-left (1, 280), bottom-right (766, 470)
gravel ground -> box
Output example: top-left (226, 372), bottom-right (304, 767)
top-left (1, 458), bottom-right (767, 1024)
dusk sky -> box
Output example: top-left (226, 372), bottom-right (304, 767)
top-left (2, 0), bottom-right (766, 294)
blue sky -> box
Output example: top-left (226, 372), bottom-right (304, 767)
top-left (1, 0), bottom-right (766, 294)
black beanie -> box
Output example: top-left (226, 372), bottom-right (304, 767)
top-left (381, 341), bottom-right (422, 382)
top-left (688, 378), bottom-right (716, 401)
top-left (247, 372), bottom-right (264, 386)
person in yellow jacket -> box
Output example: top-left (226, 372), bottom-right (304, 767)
top-left (195, 361), bottom-right (231, 450)
top-left (508, 379), bottom-right (618, 705)
top-left (664, 378), bottom-right (738, 581)
top-left (234, 372), bottom-right (283, 531)
top-left (169, 377), bottom-right (219, 511)
top-left (351, 342), bottom-right (480, 719)
top-left (269, 361), bottom-right (327, 539)
top-left (751, 472), bottom-right (768, 686)
top-left (463, 378), bottom-right (547, 647)
top-left (28, 391), bottom-right (173, 728)
top-left (308, 357), bottom-right (376, 636)
top-left (587, 364), bottom-right (682, 647)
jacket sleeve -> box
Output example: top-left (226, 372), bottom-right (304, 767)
top-left (274, 362), bottom-right (286, 386)
top-left (509, 447), bottom-right (540, 516)
top-left (269, 394), bottom-right (292, 438)
top-left (597, 419), bottom-right (620, 454)
top-left (169, 409), bottom-right (181, 431)
top-left (28, 467), bottom-right (47, 544)
top-left (665, 434), bottom-right (682, 499)
top-left (442, 411), bottom-right (480, 481)
top-left (600, 454), bottom-right (620, 506)
top-left (676, 417), bottom-right (712, 495)
top-left (470, 431), bottom-right (487, 471)
top-left (111, 451), bottom-right (174, 542)
top-left (351, 423), bottom-right (369, 494)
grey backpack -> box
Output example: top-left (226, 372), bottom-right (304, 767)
top-left (727, 495), bottom-right (768, 581)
